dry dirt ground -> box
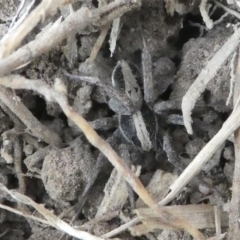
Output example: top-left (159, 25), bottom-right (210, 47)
top-left (0, 0), bottom-right (239, 239)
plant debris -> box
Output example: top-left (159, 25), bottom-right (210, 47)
top-left (1, 0), bottom-right (240, 239)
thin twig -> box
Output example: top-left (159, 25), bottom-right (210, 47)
top-left (9, 0), bottom-right (27, 28)
top-left (0, 0), bottom-right (66, 58)
top-left (101, 217), bottom-right (140, 238)
top-left (0, 229), bottom-right (9, 238)
top-left (140, 26), bottom-right (154, 104)
top-left (7, 1), bottom-right (36, 41)
top-left (163, 129), bottom-right (184, 173)
top-left (88, 23), bottom-right (111, 61)
top-left (0, 1), bottom-right (139, 77)
top-left (64, 72), bottom-right (136, 113)
top-left (0, 87), bottom-right (63, 147)
top-left (109, 17), bottom-right (121, 57)
top-left (0, 75), bottom-right (204, 239)
top-left (0, 184), bottom-right (103, 240)
top-left (200, 0), bottom-right (213, 29)
top-left (226, 52), bottom-right (237, 105)
top-left (0, 203), bottom-right (53, 226)
top-left (228, 46), bottom-right (240, 240)
top-left (213, 12), bottom-right (229, 26)
top-left (213, 0), bottom-right (240, 20)
top-left (182, 26), bottom-right (240, 134)
top-left (59, 130), bottom-right (120, 226)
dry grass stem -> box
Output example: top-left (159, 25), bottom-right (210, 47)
top-left (226, 52), bottom-right (237, 105)
top-left (0, 75), bottom-right (204, 239)
top-left (0, 183), bottom-right (103, 240)
top-left (228, 46), bottom-right (240, 240)
top-left (160, 104), bottom-right (240, 206)
top-left (136, 170), bottom-right (177, 208)
top-left (0, 1), bottom-right (139, 77)
top-left (132, 204), bottom-right (227, 235)
top-left (88, 0), bottom-right (111, 61)
top-left (200, 0), bottom-right (213, 29)
top-left (0, 202), bottom-right (53, 226)
top-left (102, 217), bottom-right (140, 238)
top-left (182, 26), bottom-right (240, 134)
top-left (64, 73), bottom-right (136, 113)
top-left (0, 0), bottom-right (66, 58)
top-left (0, 87), bottom-right (63, 147)
top-left (14, 139), bottom-right (26, 194)
top-left (141, 32), bottom-right (154, 104)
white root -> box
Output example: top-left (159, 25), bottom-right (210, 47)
top-left (182, 26), bottom-right (240, 134)
top-left (109, 17), bottom-right (121, 57)
top-left (160, 105), bottom-right (240, 205)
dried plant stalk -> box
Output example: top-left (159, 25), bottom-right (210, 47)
top-left (228, 46), bottom-right (240, 240)
top-left (95, 165), bottom-right (141, 217)
top-left (0, 183), bottom-right (103, 240)
top-left (182, 27), bottom-right (240, 134)
top-left (132, 205), bottom-right (228, 234)
top-left (103, 204), bottom-right (228, 238)
top-left (0, 0), bottom-right (66, 58)
top-left (200, 0), bottom-right (213, 29)
top-left (226, 52), bottom-right (237, 105)
top-left (0, 1), bottom-right (139, 77)
top-left (88, 23), bottom-right (111, 61)
top-left (0, 75), bottom-right (204, 239)
top-left (213, 0), bottom-right (240, 20)
top-left (160, 104), bottom-right (240, 206)
top-left (109, 17), bottom-right (121, 57)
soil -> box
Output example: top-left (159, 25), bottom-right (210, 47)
top-left (0, 0), bottom-right (237, 239)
